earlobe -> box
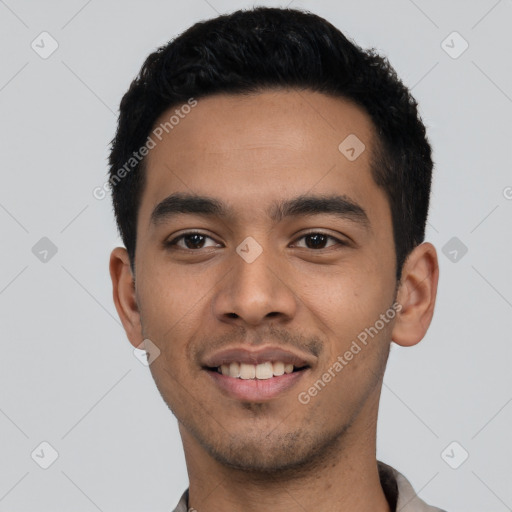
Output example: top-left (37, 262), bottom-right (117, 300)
top-left (391, 242), bottom-right (439, 347)
top-left (109, 247), bottom-right (143, 348)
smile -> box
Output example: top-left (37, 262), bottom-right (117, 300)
top-left (215, 361), bottom-right (304, 379)
top-left (202, 345), bottom-right (314, 401)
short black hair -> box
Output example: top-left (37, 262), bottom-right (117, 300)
top-left (109, 6), bottom-right (433, 280)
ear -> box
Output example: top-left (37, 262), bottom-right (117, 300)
top-left (391, 242), bottom-right (439, 347)
top-left (109, 247), bottom-right (143, 349)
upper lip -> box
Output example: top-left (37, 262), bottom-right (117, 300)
top-left (202, 346), bottom-right (315, 369)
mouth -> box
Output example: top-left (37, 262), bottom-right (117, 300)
top-left (205, 361), bottom-right (310, 380)
top-left (201, 346), bottom-right (315, 402)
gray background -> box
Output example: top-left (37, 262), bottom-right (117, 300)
top-left (1, 0), bottom-right (511, 510)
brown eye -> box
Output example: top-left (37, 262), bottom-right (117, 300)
top-left (166, 232), bottom-right (221, 250)
top-left (182, 234), bottom-right (207, 249)
top-left (293, 232), bottom-right (345, 249)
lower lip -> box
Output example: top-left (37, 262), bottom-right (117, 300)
top-left (206, 369), bottom-right (309, 402)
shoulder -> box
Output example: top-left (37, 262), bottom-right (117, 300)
top-left (378, 461), bottom-right (448, 512)
top-left (170, 488), bottom-right (189, 512)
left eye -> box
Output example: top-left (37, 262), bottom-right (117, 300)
top-left (292, 232), bottom-right (344, 250)
top-left (167, 232), bottom-right (221, 250)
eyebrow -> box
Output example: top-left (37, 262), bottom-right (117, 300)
top-left (150, 192), bottom-right (370, 230)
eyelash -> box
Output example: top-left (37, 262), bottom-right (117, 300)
top-left (165, 230), bottom-right (348, 251)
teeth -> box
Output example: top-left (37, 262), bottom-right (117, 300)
top-left (228, 362), bottom-right (240, 378)
top-left (273, 361), bottom-right (285, 376)
top-left (217, 361), bottom-right (302, 379)
top-left (255, 362), bottom-right (273, 380)
top-left (239, 363), bottom-right (256, 379)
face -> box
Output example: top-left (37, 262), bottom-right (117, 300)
top-left (115, 90), bottom-right (410, 473)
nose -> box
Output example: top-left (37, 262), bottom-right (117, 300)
top-left (211, 242), bottom-right (298, 327)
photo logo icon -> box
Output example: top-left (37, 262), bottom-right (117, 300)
top-left (442, 236), bottom-right (468, 263)
top-left (134, 338), bottom-right (161, 366)
top-left (441, 31), bottom-right (469, 59)
top-left (441, 441), bottom-right (469, 469)
top-left (236, 236), bottom-right (263, 263)
top-left (32, 237), bottom-right (58, 263)
top-left (338, 134), bottom-right (366, 161)
top-left (31, 441), bottom-right (59, 469)
top-left (31, 32), bottom-right (59, 59)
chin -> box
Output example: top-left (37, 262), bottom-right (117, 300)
top-left (210, 444), bottom-right (310, 474)
top-left (201, 426), bottom-right (346, 476)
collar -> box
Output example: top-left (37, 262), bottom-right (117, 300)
top-left (170, 461), bottom-right (446, 512)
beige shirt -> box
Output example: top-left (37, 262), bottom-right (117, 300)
top-left (170, 461), bottom-right (446, 512)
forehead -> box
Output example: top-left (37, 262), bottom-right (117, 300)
top-left (148, 89), bottom-right (374, 163)
top-left (139, 89), bottom-right (387, 229)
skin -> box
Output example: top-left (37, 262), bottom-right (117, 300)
top-left (110, 89), bottom-right (439, 512)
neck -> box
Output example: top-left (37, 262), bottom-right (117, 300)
top-left (180, 393), bottom-right (391, 512)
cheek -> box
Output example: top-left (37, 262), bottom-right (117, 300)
top-left (137, 250), bottom-right (207, 318)
top-left (303, 258), bottom-right (391, 325)
top-left (136, 263), bottom-right (202, 361)
top-left (295, 260), bottom-right (395, 381)
top-left (300, 277), bottom-right (393, 414)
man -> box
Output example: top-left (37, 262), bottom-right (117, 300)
top-left (108, 7), bottom-right (444, 512)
